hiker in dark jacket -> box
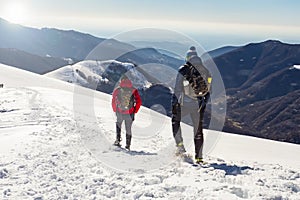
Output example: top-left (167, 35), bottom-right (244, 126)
top-left (111, 75), bottom-right (142, 150)
top-left (172, 51), bottom-right (212, 164)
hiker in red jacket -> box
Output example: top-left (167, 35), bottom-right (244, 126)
top-left (111, 75), bottom-right (142, 150)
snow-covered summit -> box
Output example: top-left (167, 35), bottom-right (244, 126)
top-left (45, 60), bottom-right (151, 91)
top-left (1, 64), bottom-right (300, 199)
top-left (291, 64), bottom-right (300, 70)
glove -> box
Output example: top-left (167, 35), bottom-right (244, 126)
top-left (197, 92), bottom-right (210, 110)
top-left (171, 94), bottom-right (179, 106)
top-left (172, 102), bottom-right (180, 115)
top-left (203, 92), bottom-right (210, 104)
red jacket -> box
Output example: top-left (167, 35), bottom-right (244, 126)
top-left (112, 79), bottom-right (142, 114)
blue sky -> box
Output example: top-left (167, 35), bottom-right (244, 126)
top-left (0, 0), bottom-right (299, 50)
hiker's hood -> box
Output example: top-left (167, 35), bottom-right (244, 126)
top-left (119, 79), bottom-right (133, 88)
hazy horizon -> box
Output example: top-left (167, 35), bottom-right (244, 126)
top-left (0, 0), bottom-right (299, 51)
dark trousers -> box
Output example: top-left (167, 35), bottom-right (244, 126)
top-left (172, 99), bottom-right (206, 159)
top-left (116, 112), bottom-right (134, 146)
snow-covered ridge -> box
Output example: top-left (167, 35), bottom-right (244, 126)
top-left (290, 64), bottom-right (300, 70)
top-left (1, 64), bottom-right (300, 199)
top-left (45, 60), bottom-right (151, 90)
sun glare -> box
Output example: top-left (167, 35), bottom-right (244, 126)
top-left (2, 2), bottom-right (30, 24)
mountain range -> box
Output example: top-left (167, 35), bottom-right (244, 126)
top-left (214, 40), bottom-right (300, 143)
top-left (0, 18), bottom-right (184, 74)
top-left (0, 18), bottom-right (104, 60)
top-left (0, 48), bottom-right (73, 74)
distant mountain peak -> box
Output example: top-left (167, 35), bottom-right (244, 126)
top-left (245, 39), bottom-right (282, 47)
top-left (263, 39), bottom-right (283, 44)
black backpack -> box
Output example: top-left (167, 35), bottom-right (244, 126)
top-left (117, 87), bottom-right (135, 111)
top-left (184, 63), bottom-right (209, 97)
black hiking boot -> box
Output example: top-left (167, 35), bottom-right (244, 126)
top-left (125, 145), bottom-right (130, 151)
top-left (125, 134), bottom-right (131, 151)
top-left (195, 157), bottom-right (207, 165)
top-left (175, 142), bottom-right (186, 156)
top-left (113, 139), bottom-right (121, 147)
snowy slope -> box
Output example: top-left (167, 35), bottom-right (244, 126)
top-left (1, 63), bottom-right (300, 199)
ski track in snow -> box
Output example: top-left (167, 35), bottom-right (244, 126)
top-left (0, 87), bottom-right (300, 200)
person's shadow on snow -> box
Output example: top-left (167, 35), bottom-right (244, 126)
top-left (114, 147), bottom-right (157, 156)
top-left (127, 150), bottom-right (157, 156)
top-left (208, 163), bottom-right (254, 176)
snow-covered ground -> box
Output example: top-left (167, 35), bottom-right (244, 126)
top-left (1, 63), bottom-right (300, 199)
